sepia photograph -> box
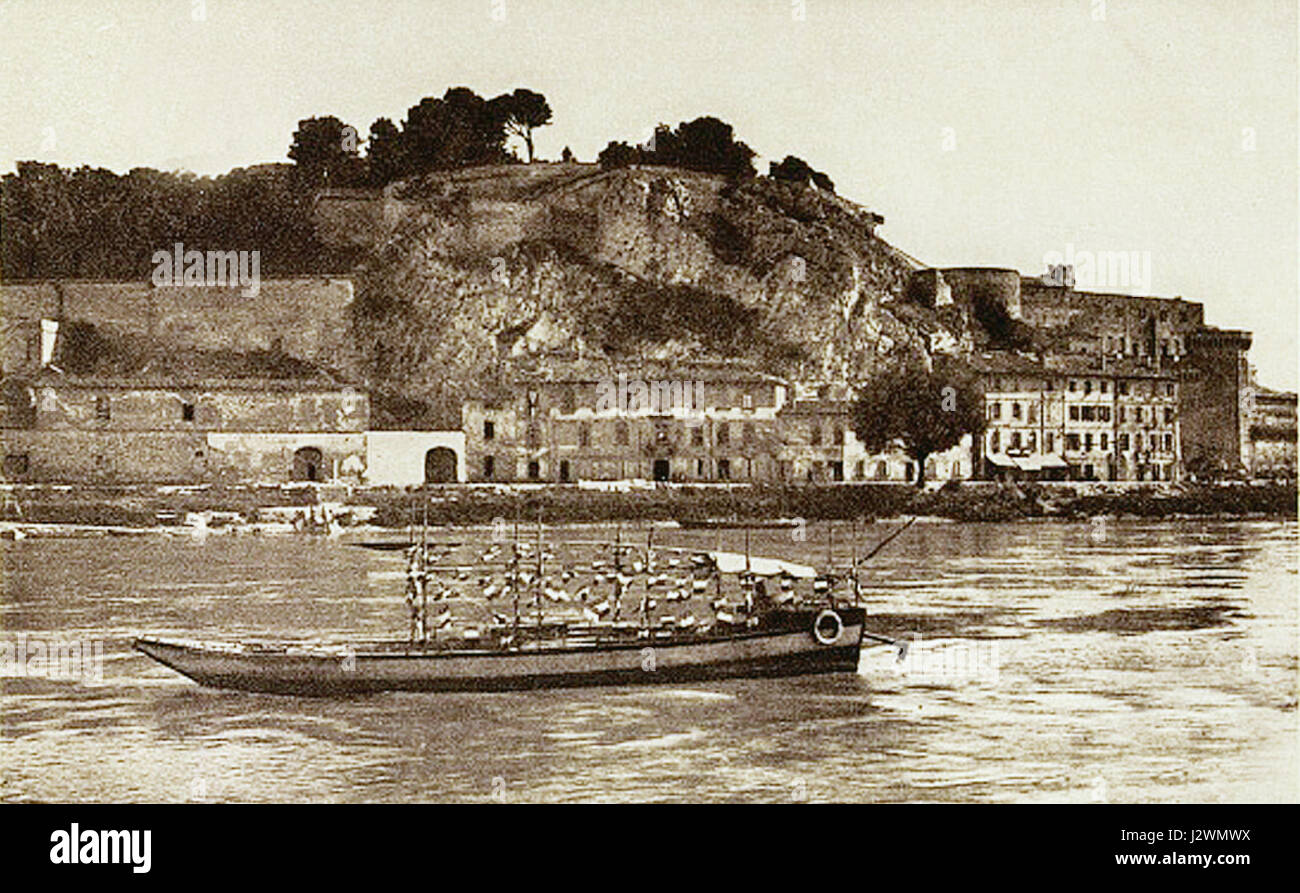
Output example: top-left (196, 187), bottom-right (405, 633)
top-left (1, 0), bottom-right (1296, 873)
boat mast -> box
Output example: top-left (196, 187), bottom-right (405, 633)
top-left (641, 525), bottom-right (654, 631)
top-left (511, 505), bottom-right (521, 640)
top-left (421, 493), bottom-right (429, 643)
top-left (535, 504), bottom-right (544, 632)
top-left (612, 523), bottom-right (622, 622)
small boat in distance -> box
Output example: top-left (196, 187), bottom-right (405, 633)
top-left (136, 516), bottom-right (907, 696)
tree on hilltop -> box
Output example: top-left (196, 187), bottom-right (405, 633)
top-left (491, 88), bottom-right (552, 163)
top-left (288, 116), bottom-right (364, 188)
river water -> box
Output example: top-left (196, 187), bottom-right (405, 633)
top-left (2, 518), bottom-right (1296, 803)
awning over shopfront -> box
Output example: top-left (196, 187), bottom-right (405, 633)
top-left (1039, 454), bottom-right (1068, 468)
top-left (986, 455), bottom-right (1015, 468)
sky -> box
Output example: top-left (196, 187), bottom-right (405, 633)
top-left (1, 0), bottom-right (1296, 388)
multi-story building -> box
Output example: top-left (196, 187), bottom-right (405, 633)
top-left (1248, 387), bottom-right (1297, 479)
top-left (462, 362), bottom-right (789, 483)
top-left (975, 353), bottom-right (1181, 482)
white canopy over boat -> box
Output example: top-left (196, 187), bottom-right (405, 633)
top-left (705, 551), bottom-right (818, 579)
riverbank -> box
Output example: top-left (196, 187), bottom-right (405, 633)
top-left (0, 480), bottom-right (1294, 532)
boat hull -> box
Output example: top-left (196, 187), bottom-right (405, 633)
top-left (134, 608), bottom-right (866, 696)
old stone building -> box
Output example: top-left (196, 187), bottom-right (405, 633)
top-left (1, 371), bottom-right (369, 483)
top-left (1248, 387), bottom-right (1297, 479)
top-left (909, 265), bottom-right (1255, 478)
top-left (975, 352), bottom-right (1181, 482)
top-left (462, 363), bottom-right (789, 483)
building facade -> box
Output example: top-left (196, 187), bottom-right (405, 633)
top-left (976, 353), bottom-right (1181, 482)
top-left (1, 372), bottom-right (370, 484)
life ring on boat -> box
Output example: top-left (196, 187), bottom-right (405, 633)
top-left (812, 609), bottom-right (843, 646)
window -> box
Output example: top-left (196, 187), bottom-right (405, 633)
top-left (1163, 407), bottom-right (1174, 424)
top-left (1084, 433), bottom-right (1093, 451)
top-left (578, 422), bottom-right (590, 447)
top-left (717, 459), bottom-right (731, 480)
top-left (484, 420), bottom-right (495, 440)
top-left (1069, 405), bottom-right (1080, 421)
top-left (717, 423), bottom-right (730, 446)
top-left (809, 423), bottom-right (821, 446)
top-left (1012, 402), bottom-right (1022, 420)
top-left (875, 460), bottom-right (888, 480)
top-left (1084, 380), bottom-right (1092, 395)
top-left (615, 421), bottom-right (629, 446)
top-left (1068, 380), bottom-right (1077, 392)
top-left (1011, 431), bottom-right (1022, 451)
top-left (1028, 432), bottom-right (1037, 452)
top-left (1100, 381), bottom-right (1108, 394)
top-left (990, 430), bottom-right (1000, 451)
top-left (559, 460), bottom-right (571, 482)
top-left (834, 426), bottom-right (845, 446)
top-left (561, 387), bottom-right (576, 415)
top-left (1134, 433), bottom-right (1143, 451)
top-left (483, 456), bottom-right (495, 479)
top-left (181, 401), bottom-right (195, 421)
top-left (1045, 432), bottom-right (1054, 453)
top-left (1100, 433), bottom-right (1108, 451)
top-left (990, 402), bottom-right (1001, 420)
top-left (1045, 379), bottom-right (1055, 392)
top-left (742, 393), bottom-right (753, 410)
top-left (743, 422), bottom-right (754, 444)
top-left (1098, 406), bottom-right (1110, 422)
top-left (1119, 433), bottom-right (1129, 451)
top-left (1119, 407), bottom-right (1126, 423)
top-left (527, 460), bottom-right (540, 480)
top-left (1067, 434), bottom-right (1081, 451)
top-left (1118, 381), bottom-right (1129, 396)
top-left (1028, 403), bottom-right (1038, 424)
top-left (1165, 383), bottom-right (1175, 397)
top-left (1164, 434), bottom-right (1173, 452)
top-left (2, 454), bottom-right (29, 476)
top-left (95, 395), bottom-right (110, 420)
top-left (691, 426), bottom-right (704, 447)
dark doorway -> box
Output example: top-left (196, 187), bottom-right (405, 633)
top-left (293, 447), bottom-right (324, 482)
top-left (424, 447), bottom-right (457, 483)
top-left (653, 459), bottom-right (670, 482)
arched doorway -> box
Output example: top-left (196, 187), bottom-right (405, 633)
top-left (424, 447), bottom-right (457, 483)
top-left (293, 446), bottom-right (324, 482)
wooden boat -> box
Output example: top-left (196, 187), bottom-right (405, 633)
top-left (133, 606), bottom-right (865, 695)
top-left (136, 517), bottom-right (910, 696)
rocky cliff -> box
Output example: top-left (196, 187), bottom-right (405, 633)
top-left (337, 162), bottom-right (959, 426)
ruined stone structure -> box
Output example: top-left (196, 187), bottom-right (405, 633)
top-left (0, 277), bottom-right (359, 379)
top-left (908, 265), bottom-right (1255, 478)
top-left (0, 372), bottom-right (369, 483)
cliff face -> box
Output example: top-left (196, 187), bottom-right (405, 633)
top-left (343, 163), bottom-right (949, 424)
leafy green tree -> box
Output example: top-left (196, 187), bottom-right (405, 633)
top-left (597, 141), bottom-right (638, 169)
top-left (403, 87), bottom-right (508, 173)
top-left (769, 155), bottom-right (835, 192)
top-left (366, 117), bottom-right (407, 186)
top-left (287, 116), bottom-right (363, 188)
top-left (492, 88), bottom-right (552, 163)
top-left (851, 356), bottom-right (986, 485)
